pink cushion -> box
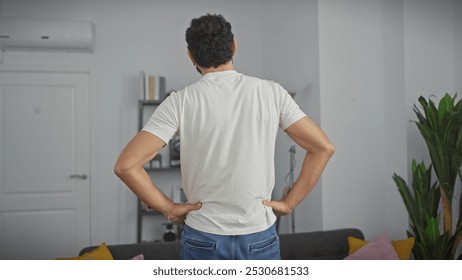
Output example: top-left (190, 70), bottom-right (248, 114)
top-left (344, 232), bottom-right (399, 260)
top-left (130, 254), bottom-right (144, 260)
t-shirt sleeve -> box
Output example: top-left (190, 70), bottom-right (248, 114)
top-left (272, 82), bottom-right (307, 131)
top-left (141, 92), bottom-right (180, 144)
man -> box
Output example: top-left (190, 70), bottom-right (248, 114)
top-left (114, 14), bottom-right (334, 260)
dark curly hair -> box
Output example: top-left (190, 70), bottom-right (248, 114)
top-left (185, 14), bottom-right (234, 69)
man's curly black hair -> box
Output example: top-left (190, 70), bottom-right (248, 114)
top-left (185, 14), bottom-right (234, 69)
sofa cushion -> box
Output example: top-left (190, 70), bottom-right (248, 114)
top-left (130, 254), bottom-right (145, 260)
top-left (58, 242), bottom-right (113, 260)
top-left (344, 232), bottom-right (399, 260)
top-left (80, 241), bottom-right (181, 260)
top-left (347, 234), bottom-right (415, 260)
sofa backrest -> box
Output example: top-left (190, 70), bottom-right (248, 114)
top-left (80, 228), bottom-right (363, 260)
top-left (279, 228), bottom-right (364, 260)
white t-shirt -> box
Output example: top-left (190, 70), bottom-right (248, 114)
top-left (142, 70), bottom-right (306, 235)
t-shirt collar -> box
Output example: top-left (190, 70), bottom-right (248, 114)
top-left (202, 70), bottom-right (238, 79)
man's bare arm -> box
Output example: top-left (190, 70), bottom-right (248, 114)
top-left (263, 116), bottom-right (335, 215)
top-left (114, 131), bottom-right (201, 222)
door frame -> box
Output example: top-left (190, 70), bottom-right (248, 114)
top-left (0, 63), bottom-right (99, 245)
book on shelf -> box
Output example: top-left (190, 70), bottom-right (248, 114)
top-left (139, 71), bottom-right (166, 101)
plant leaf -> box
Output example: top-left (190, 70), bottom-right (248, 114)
top-left (438, 93), bottom-right (454, 125)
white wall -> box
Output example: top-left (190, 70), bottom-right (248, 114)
top-left (0, 0), bottom-right (2, 62)
top-left (404, 0), bottom-right (456, 175)
top-left (454, 0), bottom-right (462, 94)
top-left (454, 13), bottom-right (462, 102)
top-left (318, 0), bottom-right (408, 240)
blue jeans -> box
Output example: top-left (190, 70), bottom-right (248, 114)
top-left (180, 224), bottom-right (281, 260)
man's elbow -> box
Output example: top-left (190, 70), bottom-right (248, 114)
top-left (114, 161), bottom-right (130, 179)
top-left (322, 143), bottom-right (335, 158)
top-left (113, 163), bottom-right (123, 178)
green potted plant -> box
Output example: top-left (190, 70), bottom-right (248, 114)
top-left (393, 93), bottom-right (462, 259)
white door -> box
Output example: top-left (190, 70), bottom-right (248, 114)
top-left (0, 70), bottom-right (90, 260)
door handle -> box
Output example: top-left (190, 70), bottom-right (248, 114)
top-left (69, 174), bottom-right (88, 180)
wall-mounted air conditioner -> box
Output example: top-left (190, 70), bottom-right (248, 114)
top-left (0, 18), bottom-right (95, 52)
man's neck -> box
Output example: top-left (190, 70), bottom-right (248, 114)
top-left (199, 61), bottom-right (234, 75)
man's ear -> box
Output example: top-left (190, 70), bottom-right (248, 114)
top-left (188, 49), bottom-right (203, 75)
top-left (187, 50), bottom-right (196, 65)
top-left (232, 39), bottom-right (237, 56)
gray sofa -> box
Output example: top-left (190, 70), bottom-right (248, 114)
top-left (79, 228), bottom-right (363, 260)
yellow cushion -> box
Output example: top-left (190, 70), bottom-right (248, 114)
top-left (391, 238), bottom-right (416, 260)
top-left (56, 242), bottom-right (114, 260)
top-left (348, 236), bottom-right (415, 260)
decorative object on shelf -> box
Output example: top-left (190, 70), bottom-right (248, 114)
top-left (392, 93), bottom-right (462, 259)
top-left (163, 223), bottom-right (177, 242)
top-left (148, 154), bottom-right (162, 169)
top-left (169, 135), bottom-right (180, 167)
top-left (139, 71), bottom-right (166, 101)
